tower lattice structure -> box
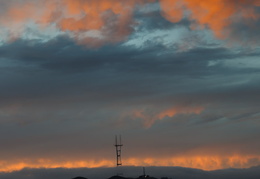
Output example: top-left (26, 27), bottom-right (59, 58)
top-left (114, 135), bottom-right (123, 166)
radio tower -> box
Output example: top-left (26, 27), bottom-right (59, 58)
top-left (114, 135), bottom-right (123, 166)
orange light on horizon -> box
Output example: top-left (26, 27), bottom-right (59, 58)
top-left (1, 155), bottom-right (260, 173)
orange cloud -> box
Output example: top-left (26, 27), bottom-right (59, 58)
top-left (0, 155), bottom-right (259, 172)
top-left (1, 0), bottom-right (259, 46)
top-left (58, 0), bottom-right (141, 47)
top-left (126, 155), bottom-right (260, 170)
top-left (0, 159), bottom-right (114, 173)
top-left (0, 0), bottom-right (153, 46)
top-left (157, 106), bottom-right (203, 119)
top-left (132, 106), bottom-right (204, 128)
top-left (159, 0), bottom-right (260, 39)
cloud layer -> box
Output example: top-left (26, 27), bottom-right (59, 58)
top-left (0, 36), bottom-right (259, 171)
top-left (0, 0), bottom-right (259, 46)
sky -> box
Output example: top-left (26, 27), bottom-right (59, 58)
top-left (0, 0), bottom-right (260, 176)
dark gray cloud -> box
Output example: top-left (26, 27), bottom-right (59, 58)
top-left (228, 7), bottom-right (260, 45)
top-left (0, 35), bottom-right (259, 164)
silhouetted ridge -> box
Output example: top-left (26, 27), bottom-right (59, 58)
top-left (72, 177), bottom-right (88, 179)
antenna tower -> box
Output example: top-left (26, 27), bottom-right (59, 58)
top-left (114, 135), bottom-right (123, 166)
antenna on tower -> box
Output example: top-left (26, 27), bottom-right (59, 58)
top-left (114, 135), bottom-right (123, 166)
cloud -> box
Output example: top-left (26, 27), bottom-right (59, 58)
top-left (0, 155), bottom-right (260, 173)
top-left (0, 32), bottom-right (260, 171)
top-left (0, 0), bottom-right (154, 46)
top-left (127, 106), bottom-right (204, 128)
top-left (159, 0), bottom-right (260, 43)
top-left (57, 0), bottom-right (143, 47)
top-left (0, 0), bottom-right (260, 175)
top-left (0, 0), bottom-right (259, 47)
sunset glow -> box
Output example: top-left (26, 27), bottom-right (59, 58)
top-left (1, 155), bottom-right (260, 173)
top-left (0, 0), bottom-right (259, 178)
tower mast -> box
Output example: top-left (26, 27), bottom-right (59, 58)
top-left (114, 135), bottom-right (123, 166)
